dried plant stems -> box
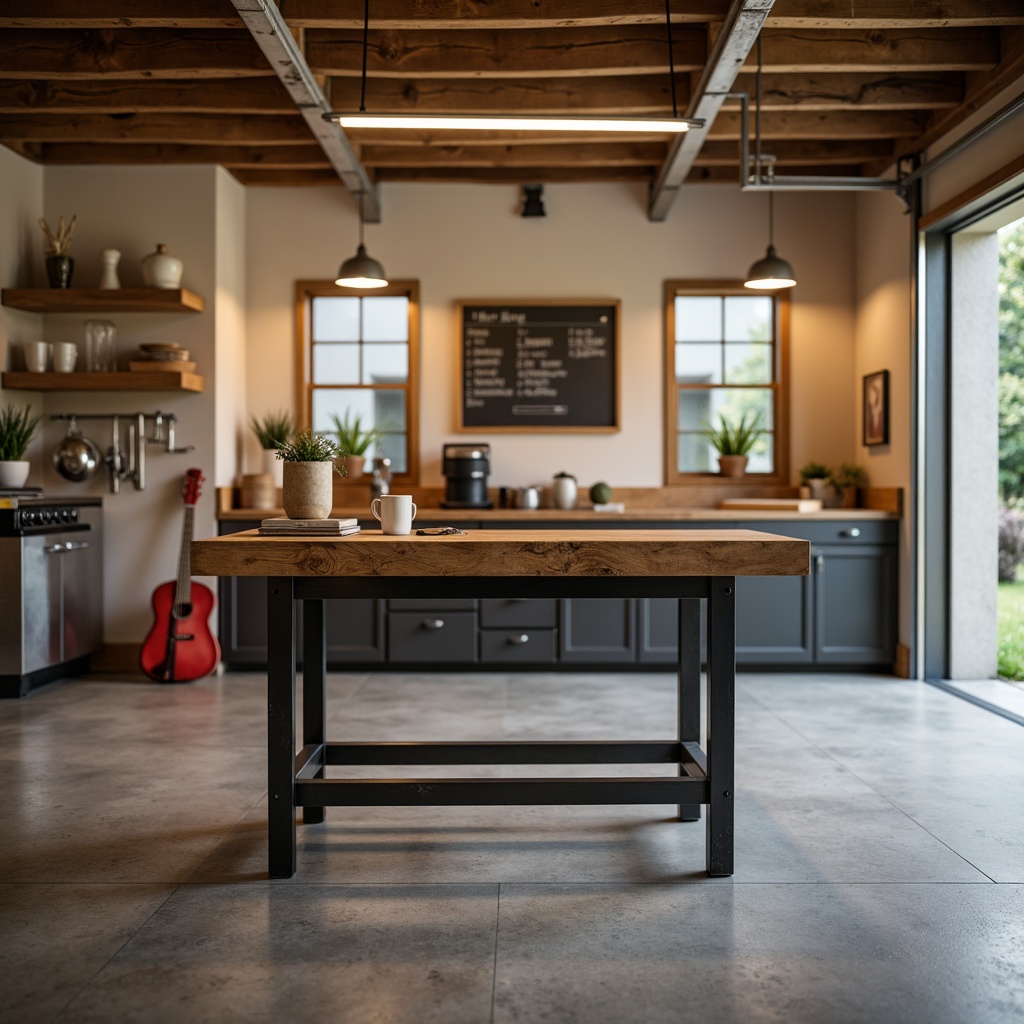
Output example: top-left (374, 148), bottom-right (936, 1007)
top-left (39, 214), bottom-right (77, 256)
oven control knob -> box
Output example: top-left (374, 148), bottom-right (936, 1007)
top-left (60, 509), bottom-right (72, 522)
top-left (21, 510), bottom-right (36, 526)
top-left (40, 509), bottom-right (53, 524)
top-left (67, 508), bottom-right (79, 522)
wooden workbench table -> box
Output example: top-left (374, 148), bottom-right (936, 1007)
top-left (192, 528), bottom-right (810, 879)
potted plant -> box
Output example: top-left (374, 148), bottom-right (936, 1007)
top-left (830, 462), bottom-right (867, 508)
top-left (250, 409), bottom-right (294, 487)
top-left (276, 430), bottom-right (343, 519)
top-left (705, 412), bottom-right (761, 477)
top-left (0, 403), bottom-right (42, 488)
top-left (799, 461), bottom-right (832, 501)
top-left (329, 410), bottom-right (382, 479)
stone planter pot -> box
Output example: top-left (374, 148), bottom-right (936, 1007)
top-left (282, 461), bottom-right (334, 519)
top-left (0, 460), bottom-right (31, 488)
top-left (717, 455), bottom-right (748, 478)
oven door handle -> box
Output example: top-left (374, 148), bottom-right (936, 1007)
top-left (43, 541), bottom-right (92, 554)
top-left (44, 543), bottom-right (68, 555)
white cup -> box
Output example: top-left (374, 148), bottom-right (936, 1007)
top-left (52, 341), bottom-right (78, 373)
top-left (24, 341), bottom-right (49, 372)
top-left (371, 494), bottom-right (417, 535)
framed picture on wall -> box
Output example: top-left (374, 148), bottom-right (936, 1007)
top-left (863, 370), bottom-right (889, 446)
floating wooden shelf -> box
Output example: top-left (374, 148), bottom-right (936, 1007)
top-left (1, 371), bottom-right (205, 393)
top-left (0, 287), bottom-right (205, 313)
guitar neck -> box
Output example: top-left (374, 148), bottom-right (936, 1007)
top-left (173, 505), bottom-right (195, 614)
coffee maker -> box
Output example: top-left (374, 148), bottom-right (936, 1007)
top-left (441, 443), bottom-right (493, 509)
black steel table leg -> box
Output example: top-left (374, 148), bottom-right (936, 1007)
top-left (302, 599), bottom-right (326, 826)
top-left (267, 577), bottom-right (297, 878)
top-left (705, 577), bottom-right (735, 876)
top-left (677, 598), bottom-right (702, 822)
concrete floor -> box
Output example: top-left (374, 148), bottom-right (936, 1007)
top-left (1, 670), bottom-right (1022, 1023)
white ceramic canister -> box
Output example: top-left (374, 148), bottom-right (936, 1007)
top-left (141, 243), bottom-right (183, 289)
top-left (552, 473), bottom-right (578, 510)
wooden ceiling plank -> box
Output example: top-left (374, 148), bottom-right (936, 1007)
top-left (0, 112), bottom-right (316, 145)
top-left (686, 162), bottom-right (864, 182)
top-left (766, 0), bottom-right (1024, 29)
top-left (708, 109), bottom-right (929, 139)
top-left (281, 1), bottom-right (729, 30)
top-left (306, 26), bottom-right (705, 79)
top-left (0, 2), bottom-right (244, 28)
top-left (228, 167), bottom-right (348, 186)
top-left (36, 142), bottom-right (329, 168)
top-left (375, 166), bottom-right (655, 183)
top-left (727, 71), bottom-right (963, 110)
top-left (360, 142), bottom-right (669, 168)
top-left (0, 29), bottom-right (274, 79)
top-left (0, 77), bottom-right (296, 115)
top-left (694, 138), bottom-right (895, 165)
top-left (752, 28), bottom-right (999, 74)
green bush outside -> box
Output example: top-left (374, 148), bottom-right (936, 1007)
top-left (997, 579), bottom-right (1024, 679)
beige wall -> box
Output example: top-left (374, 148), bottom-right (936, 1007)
top-left (246, 182), bottom-right (858, 489)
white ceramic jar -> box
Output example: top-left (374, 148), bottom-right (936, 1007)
top-left (141, 243), bottom-right (183, 289)
top-left (552, 473), bottom-right (578, 510)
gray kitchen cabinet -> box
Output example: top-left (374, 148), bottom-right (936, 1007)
top-left (735, 574), bottom-right (814, 664)
top-left (388, 609), bottom-right (478, 663)
top-left (559, 598), bottom-right (636, 663)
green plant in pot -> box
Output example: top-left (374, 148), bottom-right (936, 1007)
top-left (276, 430), bottom-right (343, 519)
top-left (705, 412), bottom-right (761, 477)
top-left (830, 462), bottom-right (867, 508)
top-left (329, 411), bottom-right (382, 479)
top-left (0, 403), bottom-right (42, 489)
top-left (799, 460), bottom-right (831, 501)
top-left (250, 409), bottom-right (294, 486)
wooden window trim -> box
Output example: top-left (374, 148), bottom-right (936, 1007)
top-left (295, 279), bottom-right (421, 485)
top-left (663, 279), bottom-right (791, 486)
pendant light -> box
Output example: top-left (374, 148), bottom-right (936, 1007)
top-left (335, 190), bottom-right (388, 288)
top-left (744, 191), bottom-right (796, 290)
top-left (323, 0), bottom-right (702, 135)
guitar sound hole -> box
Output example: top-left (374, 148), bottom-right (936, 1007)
top-left (174, 603), bottom-right (193, 619)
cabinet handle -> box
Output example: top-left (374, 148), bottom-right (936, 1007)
top-left (815, 553), bottom-right (824, 573)
top-left (64, 541), bottom-right (91, 552)
top-left (509, 633), bottom-right (530, 645)
top-left (840, 528), bottom-right (861, 538)
top-left (423, 618), bottom-right (445, 630)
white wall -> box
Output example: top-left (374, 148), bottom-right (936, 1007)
top-left (246, 182), bottom-right (857, 488)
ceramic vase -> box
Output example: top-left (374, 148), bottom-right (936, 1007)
top-left (552, 475), bottom-right (577, 509)
top-left (261, 447), bottom-right (284, 488)
top-left (45, 255), bottom-right (73, 288)
top-left (282, 461), bottom-right (333, 519)
top-left (98, 249), bottom-right (121, 289)
top-left (717, 455), bottom-right (748, 478)
top-left (142, 243), bottom-right (183, 289)
top-left (0, 461), bottom-right (31, 488)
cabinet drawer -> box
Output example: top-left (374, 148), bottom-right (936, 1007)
top-left (387, 611), bottom-right (477, 663)
top-left (752, 520), bottom-right (896, 545)
top-left (388, 598), bottom-right (477, 611)
top-left (479, 598), bottom-right (557, 628)
top-left (480, 628), bottom-right (557, 663)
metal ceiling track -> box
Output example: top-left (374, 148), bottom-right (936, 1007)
top-left (231, 0), bottom-right (380, 220)
top-left (649, 0), bottom-right (775, 222)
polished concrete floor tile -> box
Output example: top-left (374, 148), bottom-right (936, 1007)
top-left (56, 883), bottom-right (499, 1024)
top-left (493, 882), bottom-right (1024, 1024)
top-left (0, 883), bottom-right (175, 1024)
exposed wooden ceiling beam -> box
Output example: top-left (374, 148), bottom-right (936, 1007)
top-left (709, 108), bottom-right (929, 139)
top-left (0, 29), bottom-right (272, 79)
top-left (650, 0), bottom-right (774, 221)
top-left (693, 137), bottom-right (895, 165)
top-left (0, 77), bottom-right (296, 115)
top-left (230, 0), bottom-right (378, 218)
top-left (33, 142), bottom-right (330, 168)
top-left (765, 1), bottom-right (1024, 29)
top-left (228, 167), bottom-right (350, 186)
top-left (360, 141), bottom-right (669, 168)
top-left (726, 71), bottom-right (962, 110)
top-left (376, 166), bottom-right (657, 183)
top-left (306, 27), bottom-right (705, 79)
top-left (0, 2), bottom-right (245, 29)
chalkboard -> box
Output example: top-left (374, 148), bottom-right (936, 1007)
top-left (457, 300), bottom-right (620, 432)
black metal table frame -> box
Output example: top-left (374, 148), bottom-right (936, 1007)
top-left (267, 574), bottom-right (736, 879)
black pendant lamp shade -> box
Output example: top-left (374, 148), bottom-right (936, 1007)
top-left (336, 192), bottom-right (388, 288)
top-left (744, 192), bottom-right (796, 290)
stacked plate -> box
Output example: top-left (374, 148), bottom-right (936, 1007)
top-left (130, 342), bottom-right (196, 373)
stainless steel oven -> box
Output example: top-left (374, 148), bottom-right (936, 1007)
top-left (0, 494), bottom-right (103, 698)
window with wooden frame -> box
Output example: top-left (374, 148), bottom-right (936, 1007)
top-left (295, 280), bottom-right (420, 482)
top-left (664, 281), bottom-right (790, 484)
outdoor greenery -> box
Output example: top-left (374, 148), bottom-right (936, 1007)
top-left (997, 579), bottom-right (1024, 679)
top-left (999, 219), bottom-right (1024, 499)
top-left (0, 403), bottom-right (42, 461)
top-left (249, 409), bottom-right (294, 450)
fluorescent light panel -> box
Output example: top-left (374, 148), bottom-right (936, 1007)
top-left (331, 113), bottom-right (696, 133)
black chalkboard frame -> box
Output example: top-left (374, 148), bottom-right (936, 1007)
top-left (455, 298), bottom-right (621, 433)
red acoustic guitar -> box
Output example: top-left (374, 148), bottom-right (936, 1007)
top-left (140, 468), bottom-right (220, 683)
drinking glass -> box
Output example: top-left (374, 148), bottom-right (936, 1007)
top-left (84, 319), bottom-right (116, 372)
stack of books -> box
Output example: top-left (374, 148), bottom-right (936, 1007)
top-left (258, 517), bottom-right (360, 537)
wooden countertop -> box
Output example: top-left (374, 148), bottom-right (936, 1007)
top-left (193, 528), bottom-right (810, 579)
top-left (218, 505), bottom-right (898, 523)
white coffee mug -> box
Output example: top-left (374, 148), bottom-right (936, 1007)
top-left (52, 341), bottom-right (78, 373)
top-left (24, 341), bottom-right (49, 372)
top-left (371, 494), bottom-right (417, 536)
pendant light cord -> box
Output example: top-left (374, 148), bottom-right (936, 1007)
top-left (358, 191), bottom-right (365, 247)
top-left (768, 190), bottom-right (774, 248)
top-left (664, 0), bottom-right (678, 119)
top-left (359, 0), bottom-right (369, 113)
